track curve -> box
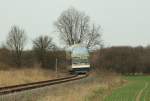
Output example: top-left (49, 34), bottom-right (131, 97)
top-left (0, 73), bottom-right (88, 95)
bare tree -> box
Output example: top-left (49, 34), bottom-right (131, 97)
top-left (55, 7), bottom-right (103, 50)
top-left (33, 35), bottom-right (56, 67)
top-left (6, 25), bottom-right (26, 67)
top-left (85, 24), bottom-right (103, 50)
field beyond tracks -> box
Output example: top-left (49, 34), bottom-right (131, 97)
top-left (104, 76), bottom-right (150, 101)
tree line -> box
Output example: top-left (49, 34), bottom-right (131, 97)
top-left (91, 46), bottom-right (150, 74)
top-left (0, 47), bottom-right (67, 70)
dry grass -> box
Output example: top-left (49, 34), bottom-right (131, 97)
top-left (0, 65), bottom-right (67, 87)
top-left (37, 72), bottom-right (125, 101)
top-left (0, 70), bottom-right (126, 101)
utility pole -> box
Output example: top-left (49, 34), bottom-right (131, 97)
top-left (55, 58), bottom-right (58, 78)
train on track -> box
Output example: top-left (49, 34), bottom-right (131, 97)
top-left (0, 44), bottom-right (90, 95)
top-left (66, 44), bottom-right (90, 74)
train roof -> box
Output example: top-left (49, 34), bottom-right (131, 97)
top-left (66, 44), bottom-right (86, 50)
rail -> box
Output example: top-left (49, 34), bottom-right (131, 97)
top-left (0, 73), bottom-right (88, 95)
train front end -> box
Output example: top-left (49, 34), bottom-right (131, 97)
top-left (66, 45), bottom-right (90, 74)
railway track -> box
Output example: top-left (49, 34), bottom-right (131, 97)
top-left (0, 73), bottom-right (88, 95)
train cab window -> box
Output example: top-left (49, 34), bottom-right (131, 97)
top-left (72, 57), bottom-right (80, 64)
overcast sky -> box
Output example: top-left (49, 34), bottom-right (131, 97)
top-left (0, 0), bottom-right (149, 48)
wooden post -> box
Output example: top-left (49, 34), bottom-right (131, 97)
top-left (55, 58), bottom-right (58, 77)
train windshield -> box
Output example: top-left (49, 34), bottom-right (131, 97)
top-left (72, 47), bottom-right (89, 64)
top-left (72, 58), bottom-right (89, 64)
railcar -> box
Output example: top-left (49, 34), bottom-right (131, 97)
top-left (66, 44), bottom-right (90, 74)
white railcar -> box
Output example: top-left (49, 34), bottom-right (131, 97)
top-left (66, 44), bottom-right (90, 74)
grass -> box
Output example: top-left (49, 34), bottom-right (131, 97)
top-left (139, 77), bottom-right (150, 101)
top-left (38, 72), bottom-right (123, 101)
top-left (0, 66), bottom-right (67, 87)
top-left (104, 76), bottom-right (150, 101)
top-left (1, 66), bottom-right (150, 101)
top-left (0, 72), bottom-right (124, 101)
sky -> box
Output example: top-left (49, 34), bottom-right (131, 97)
top-left (0, 0), bottom-right (149, 48)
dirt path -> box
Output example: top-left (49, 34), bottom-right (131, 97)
top-left (136, 82), bottom-right (148, 101)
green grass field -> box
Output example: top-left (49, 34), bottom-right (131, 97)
top-left (104, 76), bottom-right (150, 101)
